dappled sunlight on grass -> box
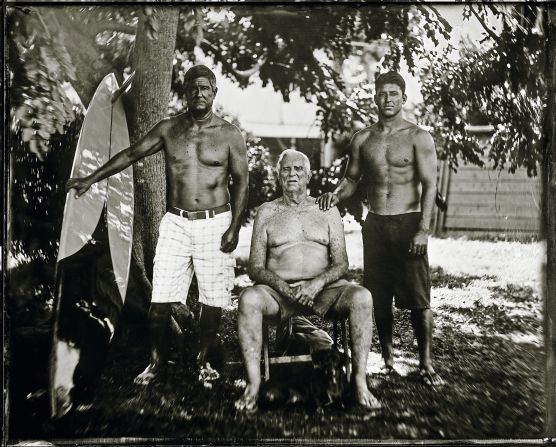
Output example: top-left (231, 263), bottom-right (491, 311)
top-left (495, 332), bottom-right (542, 346)
top-left (366, 351), bottom-right (419, 377)
top-left (428, 238), bottom-right (545, 290)
top-left (9, 244), bottom-right (544, 441)
top-left (434, 285), bottom-right (493, 309)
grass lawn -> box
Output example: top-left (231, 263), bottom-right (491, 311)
top-left (8, 235), bottom-right (546, 442)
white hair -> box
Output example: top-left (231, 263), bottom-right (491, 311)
top-left (276, 149), bottom-right (311, 173)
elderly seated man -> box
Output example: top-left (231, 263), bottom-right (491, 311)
top-left (235, 149), bottom-right (380, 413)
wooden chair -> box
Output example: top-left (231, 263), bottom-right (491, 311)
top-left (262, 317), bottom-right (351, 382)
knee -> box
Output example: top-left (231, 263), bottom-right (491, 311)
top-left (238, 287), bottom-right (263, 315)
top-left (348, 286), bottom-right (373, 312)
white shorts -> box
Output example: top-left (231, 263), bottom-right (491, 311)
top-left (151, 211), bottom-right (235, 308)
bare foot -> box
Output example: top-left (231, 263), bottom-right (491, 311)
top-left (354, 380), bottom-right (381, 410)
top-left (198, 362), bottom-right (220, 389)
top-left (234, 384), bottom-right (259, 414)
top-left (383, 356), bottom-right (394, 370)
top-left (380, 364), bottom-right (400, 377)
top-left (420, 366), bottom-right (445, 387)
top-left (134, 363), bottom-right (160, 386)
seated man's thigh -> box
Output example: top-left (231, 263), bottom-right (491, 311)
top-left (238, 285), bottom-right (282, 323)
top-left (325, 284), bottom-right (370, 319)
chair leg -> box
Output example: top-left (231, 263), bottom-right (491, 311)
top-left (263, 322), bottom-right (270, 382)
top-left (341, 319), bottom-right (351, 382)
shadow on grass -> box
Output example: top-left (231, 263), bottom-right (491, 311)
top-left (9, 269), bottom-right (545, 442)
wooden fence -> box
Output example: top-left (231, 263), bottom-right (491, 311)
top-left (434, 160), bottom-right (542, 237)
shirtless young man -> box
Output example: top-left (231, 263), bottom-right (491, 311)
top-left (235, 149), bottom-right (380, 413)
top-left (317, 71), bottom-right (444, 386)
top-left (66, 65), bottom-right (249, 384)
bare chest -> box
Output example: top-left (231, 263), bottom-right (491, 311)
top-left (362, 132), bottom-right (415, 172)
top-left (165, 127), bottom-right (229, 169)
top-left (267, 208), bottom-right (329, 247)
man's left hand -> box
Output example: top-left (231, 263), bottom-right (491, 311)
top-left (409, 229), bottom-right (428, 255)
top-left (220, 227), bottom-right (239, 253)
top-left (291, 279), bottom-right (324, 307)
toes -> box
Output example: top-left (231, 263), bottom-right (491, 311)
top-left (134, 366), bottom-right (156, 385)
top-left (234, 394), bottom-right (258, 414)
top-left (356, 390), bottom-right (381, 411)
top-left (363, 394), bottom-right (381, 410)
top-left (134, 375), bottom-right (152, 386)
top-left (431, 375), bottom-right (445, 386)
top-left (420, 369), bottom-right (445, 387)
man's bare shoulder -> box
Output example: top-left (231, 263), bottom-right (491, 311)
top-left (255, 200), bottom-right (281, 222)
top-left (307, 197), bottom-right (341, 219)
top-left (409, 124), bottom-right (435, 148)
top-left (352, 125), bottom-right (376, 143)
top-left (214, 116), bottom-right (243, 136)
top-left (159, 113), bottom-right (187, 134)
top-left (153, 115), bottom-right (176, 130)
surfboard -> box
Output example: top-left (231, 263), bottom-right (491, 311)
top-left (50, 73), bottom-right (133, 418)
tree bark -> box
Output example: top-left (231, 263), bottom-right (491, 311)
top-left (544, 6), bottom-right (556, 439)
top-left (128, 8), bottom-right (178, 284)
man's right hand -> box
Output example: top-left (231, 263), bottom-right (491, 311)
top-left (290, 279), bottom-right (324, 307)
top-left (65, 177), bottom-right (93, 198)
top-left (316, 192), bottom-right (339, 211)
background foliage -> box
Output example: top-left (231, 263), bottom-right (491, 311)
top-left (5, 4), bottom-right (553, 439)
top-left (6, 4), bottom-right (453, 259)
top-left (419, 4), bottom-right (547, 176)
top-left (6, 3), bottom-right (549, 268)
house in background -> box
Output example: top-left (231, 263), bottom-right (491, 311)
top-left (214, 40), bottom-right (394, 169)
top-left (214, 58), bottom-right (542, 239)
top-left (215, 76), bottom-right (323, 169)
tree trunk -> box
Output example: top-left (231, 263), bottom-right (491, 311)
top-left (128, 8), bottom-right (178, 287)
top-left (544, 6), bottom-right (556, 438)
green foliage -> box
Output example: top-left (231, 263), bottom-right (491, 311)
top-left (211, 106), bottom-right (279, 222)
top-left (419, 5), bottom-right (546, 176)
top-left (245, 140), bottom-right (279, 221)
top-left (9, 114), bottom-right (84, 263)
top-left (308, 156), bottom-right (365, 224)
top-left (8, 8), bottom-right (78, 160)
top-left (9, 4), bottom-right (451, 161)
top-left (181, 5), bottom-right (451, 136)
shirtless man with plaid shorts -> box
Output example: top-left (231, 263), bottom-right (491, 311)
top-left (66, 65), bottom-right (249, 384)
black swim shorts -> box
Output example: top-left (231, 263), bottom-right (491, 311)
top-left (362, 212), bottom-right (430, 310)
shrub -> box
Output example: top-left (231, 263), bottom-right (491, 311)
top-left (245, 138), bottom-right (279, 221)
top-left (308, 155), bottom-right (366, 224)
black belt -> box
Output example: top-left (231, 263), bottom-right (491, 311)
top-left (167, 203), bottom-right (231, 220)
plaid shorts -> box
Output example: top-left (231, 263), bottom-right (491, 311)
top-left (151, 210), bottom-right (235, 308)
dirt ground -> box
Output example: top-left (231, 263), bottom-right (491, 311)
top-left (7, 233), bottom-right (546, 443)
